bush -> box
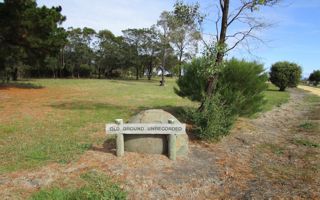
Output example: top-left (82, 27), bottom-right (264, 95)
top-left (269, 61), bottom-right (302, 91)
top-left (175, 57), bottom-right (268, 140)
top-left (176, 58), bottom-right (268, 116)
top-left (218, 58), bottom-right (268, 116)
top-left (189, 94), bottom-right (236, 141)
top-left (309, 70), bottom-right (320, 86)
top-left (175, 58), bottom-right (208, 102)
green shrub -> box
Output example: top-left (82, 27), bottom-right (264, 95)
top-left (30, 171), bottom-right (127, 200)
top-left (189, 94), bottom-right (236, 141)
top-left (218, 58), bottom-right (268, 116)
top-left (176, 58), bottom-right (268, 117)
top-left (308, 70), bottom-right (320, 86)
top-left (175, 57), bottom-right (269, 140)
top-left (269, 61), bottom-right (302, 91)
top-left (175, 58), bottom-right (208, 101)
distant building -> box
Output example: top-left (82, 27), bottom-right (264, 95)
top-left (156, 67), bottom-right (172, 76)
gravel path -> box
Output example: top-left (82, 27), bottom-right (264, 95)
top-left (298, 85), bottom-right (320, 96)
top-left (0, 88), bottom-right (319, 199)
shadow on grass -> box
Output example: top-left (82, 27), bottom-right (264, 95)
top-left (0, 82), bottom-right (44, 90)
top-left (51, 100), bottom-right (201, 143)
top-left (108, 78), bottom-right (160, 85)
top-left (91, 137), bottom-right (117, 155)
top-left (50, 101), bottom-right (129, 111)
top-left (266, 88), bottom-right (281, 92)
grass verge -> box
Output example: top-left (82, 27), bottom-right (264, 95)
top-left (29, 170), bottom-right (126, 200)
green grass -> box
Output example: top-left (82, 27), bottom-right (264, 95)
top-left (29, 170), bottom-right (126, 200)
top-left (261, 83), bottom-right (290, 112)
top-left (293, 139), bottom-right (320, 148)
top-left (0, 79), bottom-right (290, 173)
top-left (298, 121), bottom-right (317, 131)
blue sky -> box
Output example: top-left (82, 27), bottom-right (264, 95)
top-left (37, 0), bottom-right (320, 77)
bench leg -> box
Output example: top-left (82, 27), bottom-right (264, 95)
top-left (168, 134), bottom-right (176, 160)
top-left (116, 134), bottom-right (124, 157)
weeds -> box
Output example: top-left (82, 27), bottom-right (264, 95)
top-left (30, 170), bottom-right (126, 200)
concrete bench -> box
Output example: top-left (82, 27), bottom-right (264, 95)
top-left (106, 116), bottom-right (187, 160)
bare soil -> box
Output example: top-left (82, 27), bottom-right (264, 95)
top-left (0, 88), bottom-right (319, 199)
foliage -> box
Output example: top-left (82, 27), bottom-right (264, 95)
top-left (30, 171), bottom-right (127, 200)
top-left (218, 58), bottom-right (268, 116)
top-left (189, 94), bottom-right (236, 141)
top-left (175, 58), bottom-right (208, 101)
top-left (0, 0), bottom-right (67, 80)
top-left (170, 1), bottom-right (202, 76)
top-left (308, 70), bottom-right (320, 86)
top-left (96, 30), bottom-right (128, 78)
top-left (64, 27), bottom-right (96, 78)
top-left (176, 57), bottom-right (269, 140)
top-left (269, 61), bottom-right (302, 91)
top-left (176, 58), bottom-right (268, 116)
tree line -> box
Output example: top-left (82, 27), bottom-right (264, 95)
top-left (0, 0), bottom-right (201, 83)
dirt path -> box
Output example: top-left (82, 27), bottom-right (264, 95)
top-left (298, 85), bottom-right (320, 96)
top-left (0, 89), bottom-right (319, 199)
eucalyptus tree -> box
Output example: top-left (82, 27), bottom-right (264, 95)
top-left (204, 0), bottom-right (281, 96)
top-left (170, 1), bottom-right (202, 77)
top-left (96, 30), bottom-right (128, 78)
top-left (122, 28), bottom-right (146, 80)
top-left (64, 27), bottom-right (95, 78)
top-left (157, 11), bottom-right (173, 86)
top-left (127, 27), bottom-right (161, 80)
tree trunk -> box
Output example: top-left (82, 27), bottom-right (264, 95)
top-left (160, 69), bottom-right (165, 86)
top-left (205, 0), bottom-right (229, 97)
top-left (52, 68), bottom-right (56, 79)
top-left (147, 66), bottom-right (152, 80)
top-left (12, 67), bottom-right (18, 81)
top-left (148, 54), bottom-right (154, 80)
top-left (136, 67), bottom-right (139, 80)
top-left (160, 48), bottom-right (166, 86)
top-left (279, 87), bottom-right (286, 91)
top-left (178, 50), bottom-right (183, 77)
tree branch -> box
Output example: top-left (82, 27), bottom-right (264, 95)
top-left (227, 1), bottom-right (252, 27)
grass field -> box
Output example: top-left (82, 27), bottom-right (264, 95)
top-left (262, 83), bottom-right (290, 113)
top-left (0, 79), bottom-right (289, 174)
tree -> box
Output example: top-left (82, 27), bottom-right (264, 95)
top-left (269, 61), bottom-right (302, 91)
top-left (175, 57), bottom-right (267, 140)
top-left (169, 1), bottom-right (202, 77)
top-left (140, 26), bottom-right (161, 80)
top-left (309, 70), bottom-right (320, 86)
top-left (176, 57), bottom-right (268, 115)
top-left (122, 28), bottom-right (150, 80)
top-left (64, 27), bottom-right (95, 78)
top-left (157, 11), bottom-right (173, 86)
top-left (96, 30), bottom-right (128, 78)
top-left (201, 0), bottom-right (280, 97)
top-left (0, 0), bottom-right (66, 80)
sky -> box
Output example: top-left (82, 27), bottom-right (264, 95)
top-left (37, 0), bottom-right (320, 78)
